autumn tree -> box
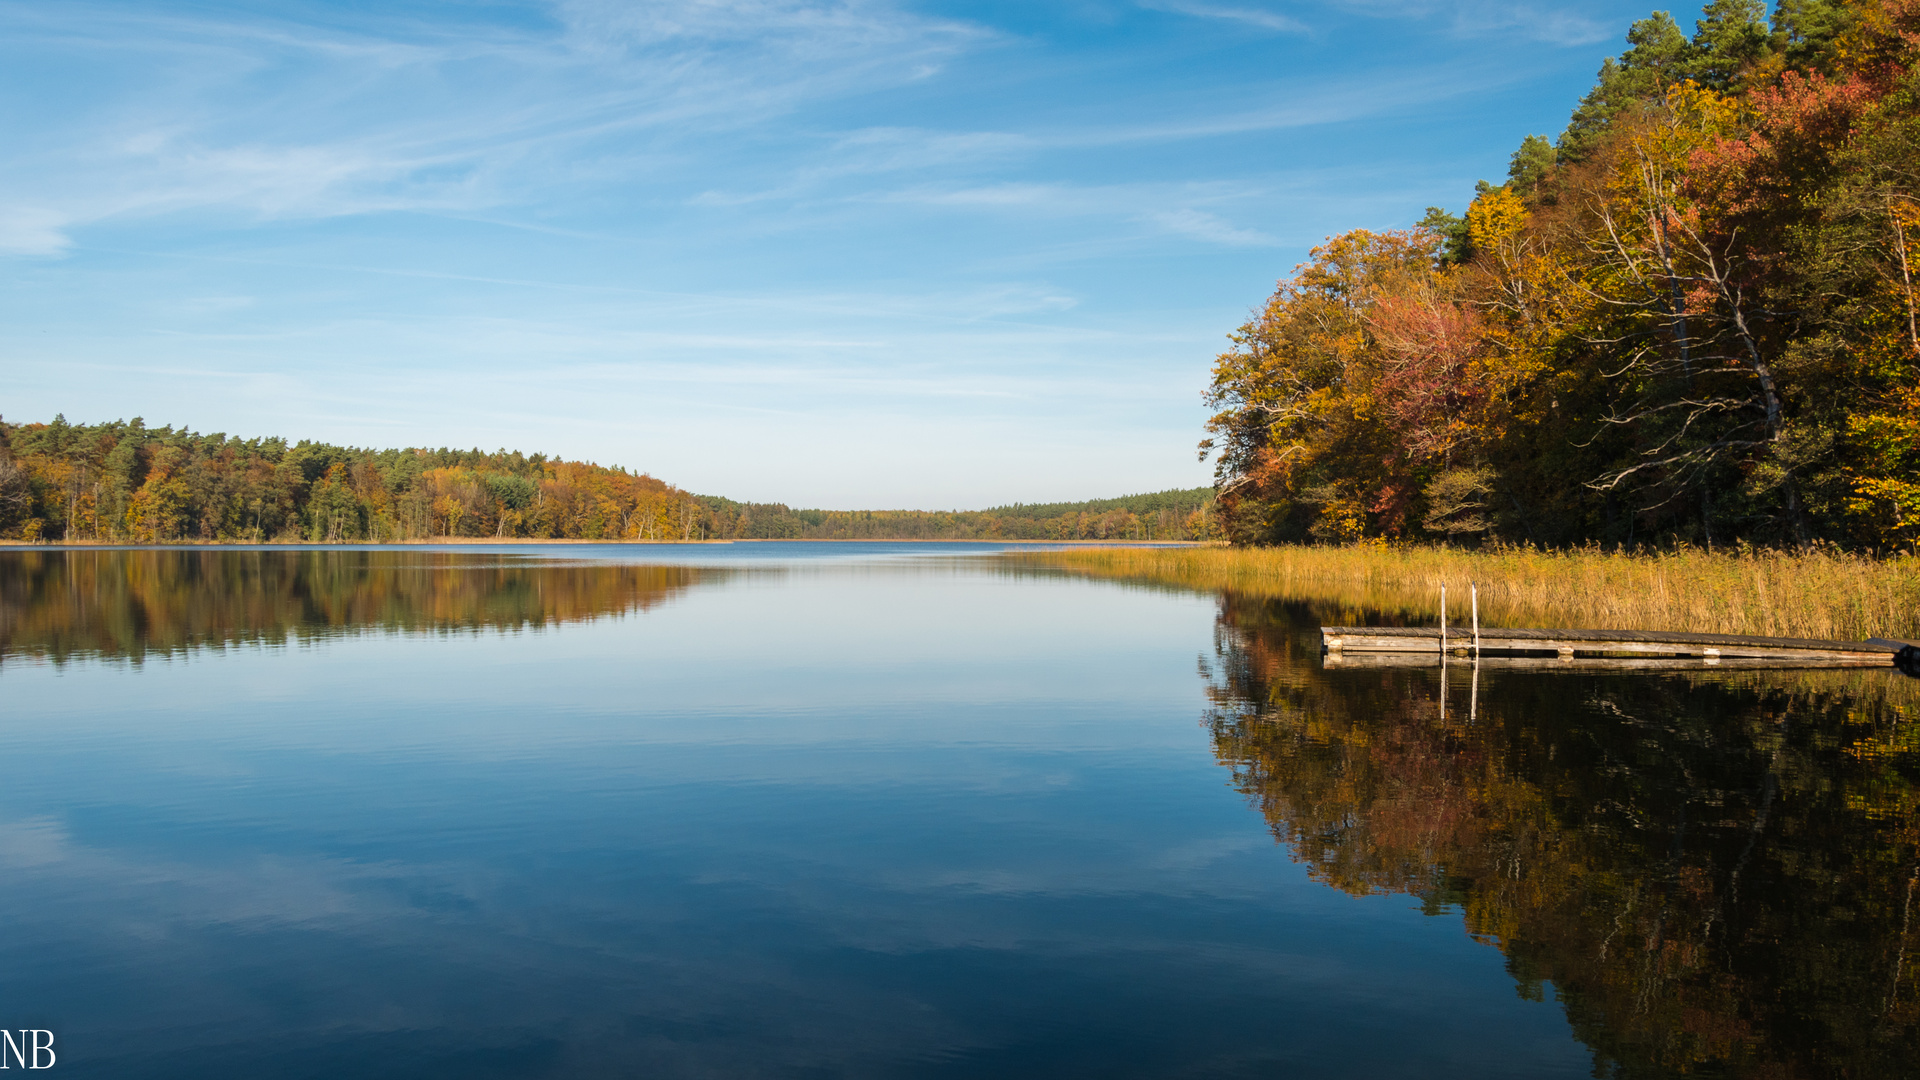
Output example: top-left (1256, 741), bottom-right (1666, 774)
top-left (1205, 0), bottom-right (1920, 549)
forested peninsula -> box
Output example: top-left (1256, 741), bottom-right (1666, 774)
top-left (0, 416), bottom-right (1214, 543)
top-left (1205, 0), bottom-right (1920, 551)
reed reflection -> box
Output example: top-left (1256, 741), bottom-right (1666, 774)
top-left (0, 549), bottom-right (714, 663)
top-left (1204, 591), bottom-right (1920, 1079)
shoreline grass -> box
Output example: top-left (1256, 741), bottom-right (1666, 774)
top-left (1013, 544), bottom-right (1920, 642)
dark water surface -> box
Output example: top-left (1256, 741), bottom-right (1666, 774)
top-left (1, 546), bottom-right (1916, 1078)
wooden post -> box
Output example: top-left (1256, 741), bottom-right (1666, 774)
top-left (1471, 583), bottom-right (1480, 657)
top-left (1440, 585), bottom-right (1447, 655)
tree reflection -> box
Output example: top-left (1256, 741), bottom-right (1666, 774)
top-left (1204, 592), bottom-right (1920, 1078)
top-left (0, 549), bottom-right (712, 664)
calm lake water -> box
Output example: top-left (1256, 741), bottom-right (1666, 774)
top-left (2, 544), bottom-right (1916, 1078)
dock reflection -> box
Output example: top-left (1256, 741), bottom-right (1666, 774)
top-left (1204, 590), bottom-right (1920, 1078)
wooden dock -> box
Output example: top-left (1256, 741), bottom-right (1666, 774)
top-left (1320, 626), bottom-right (1916, 669)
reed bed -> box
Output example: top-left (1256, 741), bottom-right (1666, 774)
top-left (1017, 544), bottom-right (1920, 642)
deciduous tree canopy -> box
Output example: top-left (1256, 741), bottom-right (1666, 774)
top-left (0, 416), bottom-right (699, 543)
top-left (1205, 0), bottom-right (1920, 550)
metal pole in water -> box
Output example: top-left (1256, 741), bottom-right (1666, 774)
top-left (1471, 583), bottom-right (1480, 657)
top-left (1440, 584), bottom-right (1447, 656)
top-left (1469, 583), bottom-right (1481, 721)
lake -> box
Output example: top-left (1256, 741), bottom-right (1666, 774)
top-left (1, 544), bottom-right (1916, 1078)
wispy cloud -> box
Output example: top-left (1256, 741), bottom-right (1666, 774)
top-left (684, 59), bottom-right (1526, 221)
top-left (1138, 0), bottom-right (1611, 46)
top-left (1136, 0), bottom-right (1309, 34)
top-left (878, 180), bottom-right (1279, 248)
top-left (557, 0), bottom-right (982, 50)
top-left (1149, 209), bottom-right (1275, 246)
top-left (1484, 6), bottom-right (1613, 46)
top-left (690, 127), bottom-right (1033, 205)
top-left (0, 0), bottom-right (1560, 257)
top-left (1329, 1), bottom-right (1611, 45)
top-left (1049, 63), bottom-right (1523, 145)
top-left (0, 207), bottom-right (71, 256)
top-left (0, 0), bottom-right (987, 253)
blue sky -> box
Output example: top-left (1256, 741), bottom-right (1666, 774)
top-left (0, 0), bottom-right (1698, 509)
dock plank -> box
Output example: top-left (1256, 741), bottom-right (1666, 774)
top-left (1320, 625), bottom-right (1897, 665)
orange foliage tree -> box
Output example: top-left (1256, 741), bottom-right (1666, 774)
top-left (1205, 0), bottom-right (1920, 550)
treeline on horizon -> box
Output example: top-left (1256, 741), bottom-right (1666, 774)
top-left (0, 415), bottom-right (1218, 543)
top-left (699, 488), bottom-right (1216, 541)
top-left (1205, 0), bottom-right (1920, 551)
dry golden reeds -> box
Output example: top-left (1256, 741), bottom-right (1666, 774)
top-left (1014, 544), bottom-right (1920, 642)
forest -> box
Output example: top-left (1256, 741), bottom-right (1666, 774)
top-left (698, 488), bottom-right (1215, 542)
top-left (0, 415), bottom-right (1217, 543)
top-left (0, 415), bottom-right (702, 543)
top-left (1204, 0), bottom-right (1920, 550)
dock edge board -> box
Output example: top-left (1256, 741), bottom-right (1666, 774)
top-left (1866, 638), bottom-right (1920, 668)
top-left (1320, 627), bottom-right (1898, 664)
top-left (1323, 653), bottom-right (1893, 671)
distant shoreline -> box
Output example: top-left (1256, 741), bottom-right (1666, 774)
top-left (0, 537), bottom-right (1210, 548)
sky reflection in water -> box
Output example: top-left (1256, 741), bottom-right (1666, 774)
top-left (7, 545), bottom-right (1910, 1077)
